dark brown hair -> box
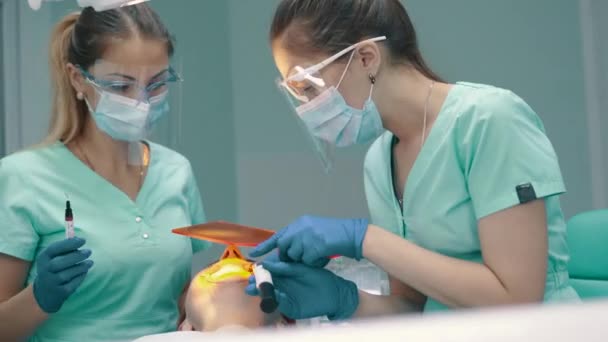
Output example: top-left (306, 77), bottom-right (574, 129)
top-left (47, 4), bottom-right (174, 144)
top-left (270, 0), bottom-right (443, 82)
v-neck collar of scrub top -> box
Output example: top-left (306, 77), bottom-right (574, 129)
top-left (54, 141), bottom-right (154, 208)
top-left (387, 83), bottom-right (464, 217)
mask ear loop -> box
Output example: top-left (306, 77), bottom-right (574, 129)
top-left (336, 50), bottom-right (357, 89)
top-left (368, 73), bottom-right (376, 100)
top-left (82, 79), bottom-right (104, 114)
top-left (83, 96), bottom-right (95, 115)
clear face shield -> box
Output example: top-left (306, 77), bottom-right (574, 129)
top-left (276, 36), bottom-right (387, 172)
top-left (79, 60), bottom-right (183, 165)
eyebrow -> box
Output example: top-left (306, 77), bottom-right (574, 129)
top-left (105, 73), bottom-right (136, 81)
top-left (150, 68), bottom-right (170, 81)
top-left (103, 68), bottom-right (170, 82)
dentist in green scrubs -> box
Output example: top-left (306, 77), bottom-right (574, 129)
top-left (247, 0), bottom-right (580, 320)
top-left (0, 4), bottom-right (209, 341)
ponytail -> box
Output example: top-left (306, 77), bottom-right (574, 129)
top-left (46, 12), bottom-right (86, 145)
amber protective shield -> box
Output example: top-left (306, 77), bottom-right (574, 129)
top-left (172, 221), bottom-right (276, 247)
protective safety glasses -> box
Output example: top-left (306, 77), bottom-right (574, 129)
top-left (277, 36), bottom-right (387, 105)
top-left (79, 63), bottom-right (182, 104)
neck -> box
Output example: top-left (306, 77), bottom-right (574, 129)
top-left (374, 67), bottom-right (451, 144)
top-left (76, 118), bottom-right (137, 172)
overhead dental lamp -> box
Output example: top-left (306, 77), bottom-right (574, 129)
top-left (28, 0), bottom-right (150, 11)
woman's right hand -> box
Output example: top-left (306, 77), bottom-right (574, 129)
top-left (33, 237), bottom-right (93, 313)
top-left (245, 253), bottom-right (359, 321)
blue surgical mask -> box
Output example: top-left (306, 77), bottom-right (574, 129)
top-left (296, 86), bottom-right (384, 147)
top-left (86, 90), bottom-right (169, 142)
top-left (295, 49), bottom-right (384, 147)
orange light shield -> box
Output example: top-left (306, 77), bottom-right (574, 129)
top-left (173, 220), bottom-right (341, 262)
top-left (174, 221), bottom-right (273, 283)
top-left (172, 221), bottom-right (276, 247)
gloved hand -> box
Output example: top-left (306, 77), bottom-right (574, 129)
top-left (250, 216), bottom-right (369, 267)
top-left (245, 258), bottom-right (359, 321)
top-left (33, 237), bottom-right (93, 313)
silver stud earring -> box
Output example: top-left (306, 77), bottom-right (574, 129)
top-left (369, 74), bottom-right (377, 84)
top-left (76, 92), bottom-right (84, 100)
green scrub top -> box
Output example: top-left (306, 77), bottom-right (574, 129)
top-left (363, 82), bottom-right (580, 312)
top-left (0, 142), bottom-right (210, 341)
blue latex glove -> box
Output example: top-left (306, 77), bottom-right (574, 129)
top-left (250, 216), bottom-right (369, 267)
top-left (33, 237), bottom-right (94, 313)
top-left (245, 257), bottom-right (359, 321)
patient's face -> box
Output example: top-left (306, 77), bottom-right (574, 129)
top-left (185, 257), bottom-right (279, 331)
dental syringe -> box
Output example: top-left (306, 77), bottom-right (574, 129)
top-left (65, 196), bottom-right (74, 239)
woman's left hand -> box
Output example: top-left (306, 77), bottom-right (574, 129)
top-left (249, 216), bottom-right (369, 266)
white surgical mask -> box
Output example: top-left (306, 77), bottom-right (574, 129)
top-left (295, 51), bottom-right (384, 147)
top-left (86, 90), bottom-right (169, 142)
top-left (277, 36), bottom-right (387, 172)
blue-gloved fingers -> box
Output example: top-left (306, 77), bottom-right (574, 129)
top-left (275, 229), bottom-right (296, 255)
top-left (45, 238), bottom-right (87, 258)
top-left (48, 249), bottom-right (92, 273)
top-left (62, 272), bottom-right (88, 296)
top-left (299, 233), bottom-right (329, 267)
top-left (285, 241), bottom-right (304, 263)
top-left (245, 275), bottom-right (259, 296)
top-left (263, 249), bottom-right (281, 263)
top-left (278, 248), bottom-right (293, 263)
top-left (245, 283), bottom-right (259, 296)
top-left (276, 290), bottom-right (298, 320)
top-left (305, 255), bottom-right (331, 268)
top-left (55, 260), bottom-right (93, 285)
top-left (260, 260), bottom-right (301, 276)
top-left (326, 277), bottom-right (360, 321)
top-left (249, 230), bottom-right (283, 257)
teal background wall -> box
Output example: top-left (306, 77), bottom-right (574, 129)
top-left (1, 0), bottom-right (52, 152)
top-left (583, 0), bottom-right (608, 211)
top-left (2, 0), bottom-right (607, 269)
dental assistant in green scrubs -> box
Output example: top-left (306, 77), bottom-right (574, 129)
top-left (0, 5), bottom-right (208, 341)
top-left (246, 0), bottom-right (580, 320)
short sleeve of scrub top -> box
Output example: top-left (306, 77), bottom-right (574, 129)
top-left (0, 157), bottom-right (40, 260)
top-left (0, 142), bottom-right (211, 342)
top-left (363, 82), bottom-right (579, 312)
top-left (456, 84), bottom-right (565, 219)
